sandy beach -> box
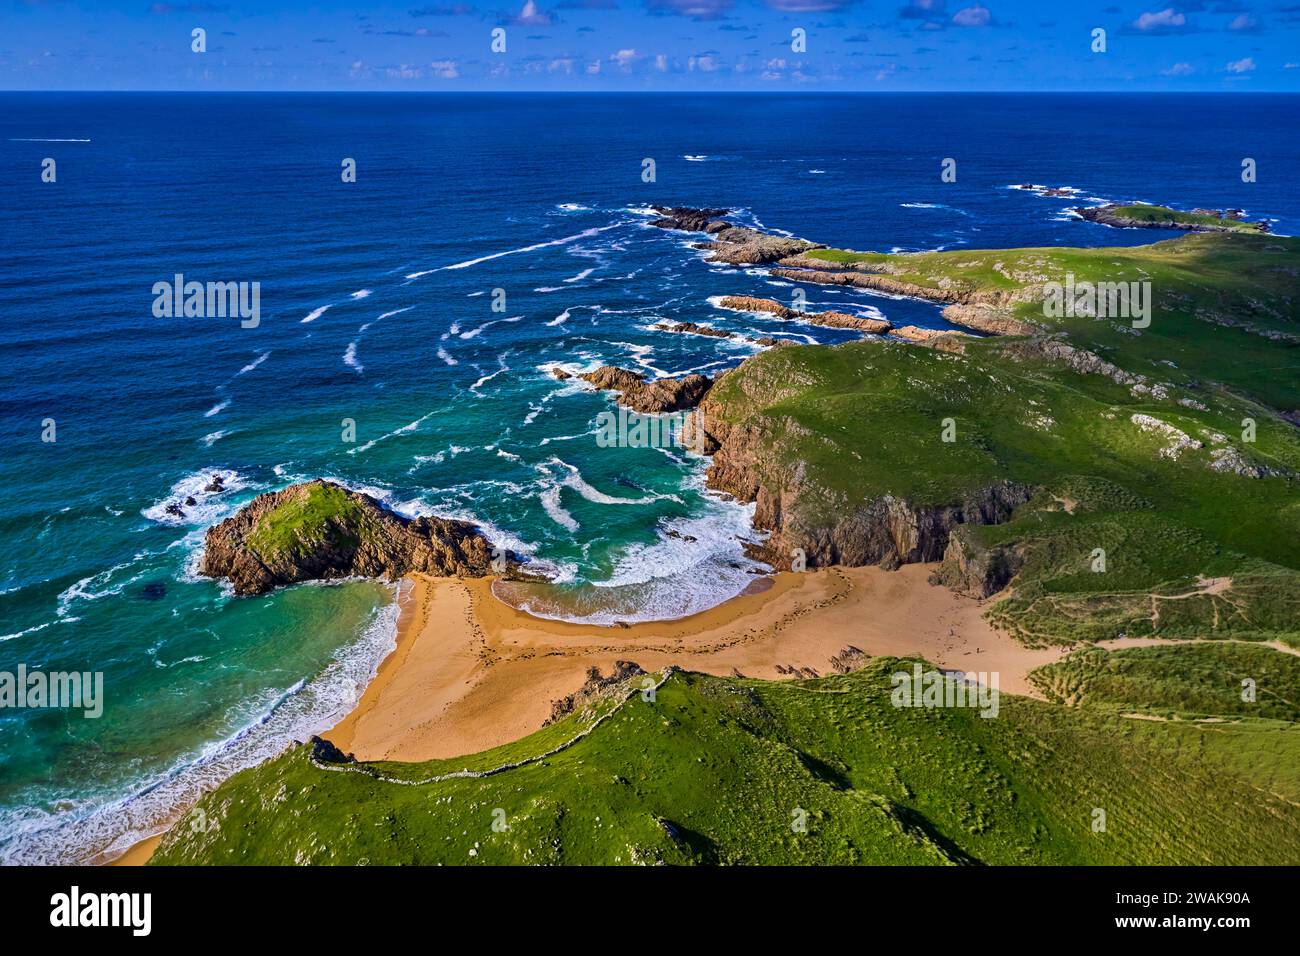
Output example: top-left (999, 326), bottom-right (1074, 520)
top-left (327, 564), bottom-right (1065, 763)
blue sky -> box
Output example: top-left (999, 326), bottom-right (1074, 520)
top-left (4, 0), bottom-right (1299, 90)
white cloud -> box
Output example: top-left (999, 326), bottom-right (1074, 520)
top-left (1133, 8), bottom-right (1185, 31)
top-left (1226, 56), bottom-right (1255, 73)
top-left (951, 5), bottom-right (992, 27)
top-left (1227, 14), bottom-right (1256, 32)
top-left (429, 59), bottom-right (459, 78)
top-left (1162, 62), bottom-right (1193, 76)
top-left (610, 48), bottom-right (642, 71)
top-left (510, 0), bottom-right (554, 26)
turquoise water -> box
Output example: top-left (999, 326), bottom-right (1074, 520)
top-left (3, 92), bottom-right (1295, 864)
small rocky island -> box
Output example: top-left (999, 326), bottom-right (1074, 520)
top-left (201, 479), bottom-right (501, 595)
top-left (648, 205), bottom-right (824, 263)
top-left (1074, 203), bottom-right (1268, 234)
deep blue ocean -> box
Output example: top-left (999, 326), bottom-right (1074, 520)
top-left (1, 92), bottom-right (1296, 863)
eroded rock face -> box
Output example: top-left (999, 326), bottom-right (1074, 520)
top-left (200, 480), bottom-right (500, 596)
top-left (579, 365), bottom-right (713, 413)
top-left (697, 389), bottom-right (1036, 571)
top-left (930, 526), bottom-right (1024, 599)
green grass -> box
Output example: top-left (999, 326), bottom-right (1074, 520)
top-left (1030, 642), bottom-right (1300, 721)
top-left (150, 661), bottom-right (1300, 865)
top-left (246, 482), bottom-right (369, 559)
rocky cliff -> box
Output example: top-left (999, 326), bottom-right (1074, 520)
top-left (201, 479), bottom-right (501, 595)
top-left (691, 387), bottom-right (1034, 573)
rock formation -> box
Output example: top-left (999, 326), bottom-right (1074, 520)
top-left (200, 479), bottom-right (502, 596)
top-left (718, 295), bottom-right (891, 334)
top-left (580, 365), bottom-right (713, 413)
top-left (544, 660), bottom-right (647, 724)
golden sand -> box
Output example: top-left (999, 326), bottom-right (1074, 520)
top-left (327, 564), bottom-right (1065, 762)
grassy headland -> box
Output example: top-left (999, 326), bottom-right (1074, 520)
top-left (151, 660), bottom-right (1300, 865)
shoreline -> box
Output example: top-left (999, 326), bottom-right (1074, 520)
top-left (112, 564), bottom-right (1300, 865)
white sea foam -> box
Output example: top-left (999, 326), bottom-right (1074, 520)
top-left (406, 224), bottom-right (622, 278)
top-left (203, 400), bottom-right (230, 418)
top-left (347, 409), bottom-right (439, 455)
top-left (538, 457), bottom-right (679, 507)
top-left (436, 346), bottom-right (457, 366)
top-left (200, 430), bottom-right (228, 447)
top-left (301, 304), bottom-right (331, 323)
top-left (538, 483), bottom-right (579, 532)
top-left (141, 468), bottom-right (253, 527)
top-left (350, 289), bottom-right (372, 299)
top-left (343, 341), bottom-right (363, 373)
top-left (236, 351), bottom-right (271, 375)
top-left (547, 308), bottom-right (571, 326)
top-left (460, 315), bottom-right (523, 340)
top-left (0, 590), bottom-right (403, 866)
top-left (376, 306), bottom-right (413, 321)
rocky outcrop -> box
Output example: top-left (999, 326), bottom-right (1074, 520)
top-left (310, 735), bottom-right (355, 764)
top-left (200, 479), bottom-right (502, 596)
top-left (655, 321), bottom-right (798, 349)
top-left (892, 325), bottom-right (965, 346)
top-left (656, 321), bottom-right (732, 339)
top-left (829, 646), bottom-right (870, 674)
top-left (930, 527), bottom-right (1024, 599)
top-left (544, 660), bottom-right (647, 725)
top-left (718, 295), bottom-right (891, 334)
top-left (580, 365), bottom-right (713, 413)
top-left (941, 304), bottom-right (1036, 336)
top-left (1003, 337), bottom-right (1144, 387)
top-left (647, 206), bottom-right (822, 264)
top-left (696, 227), bottom-right (822, 265)
top-left (1130, 414), bottom-right (1203, 460)
top-left (648, 206), bottom-right (730, 232)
